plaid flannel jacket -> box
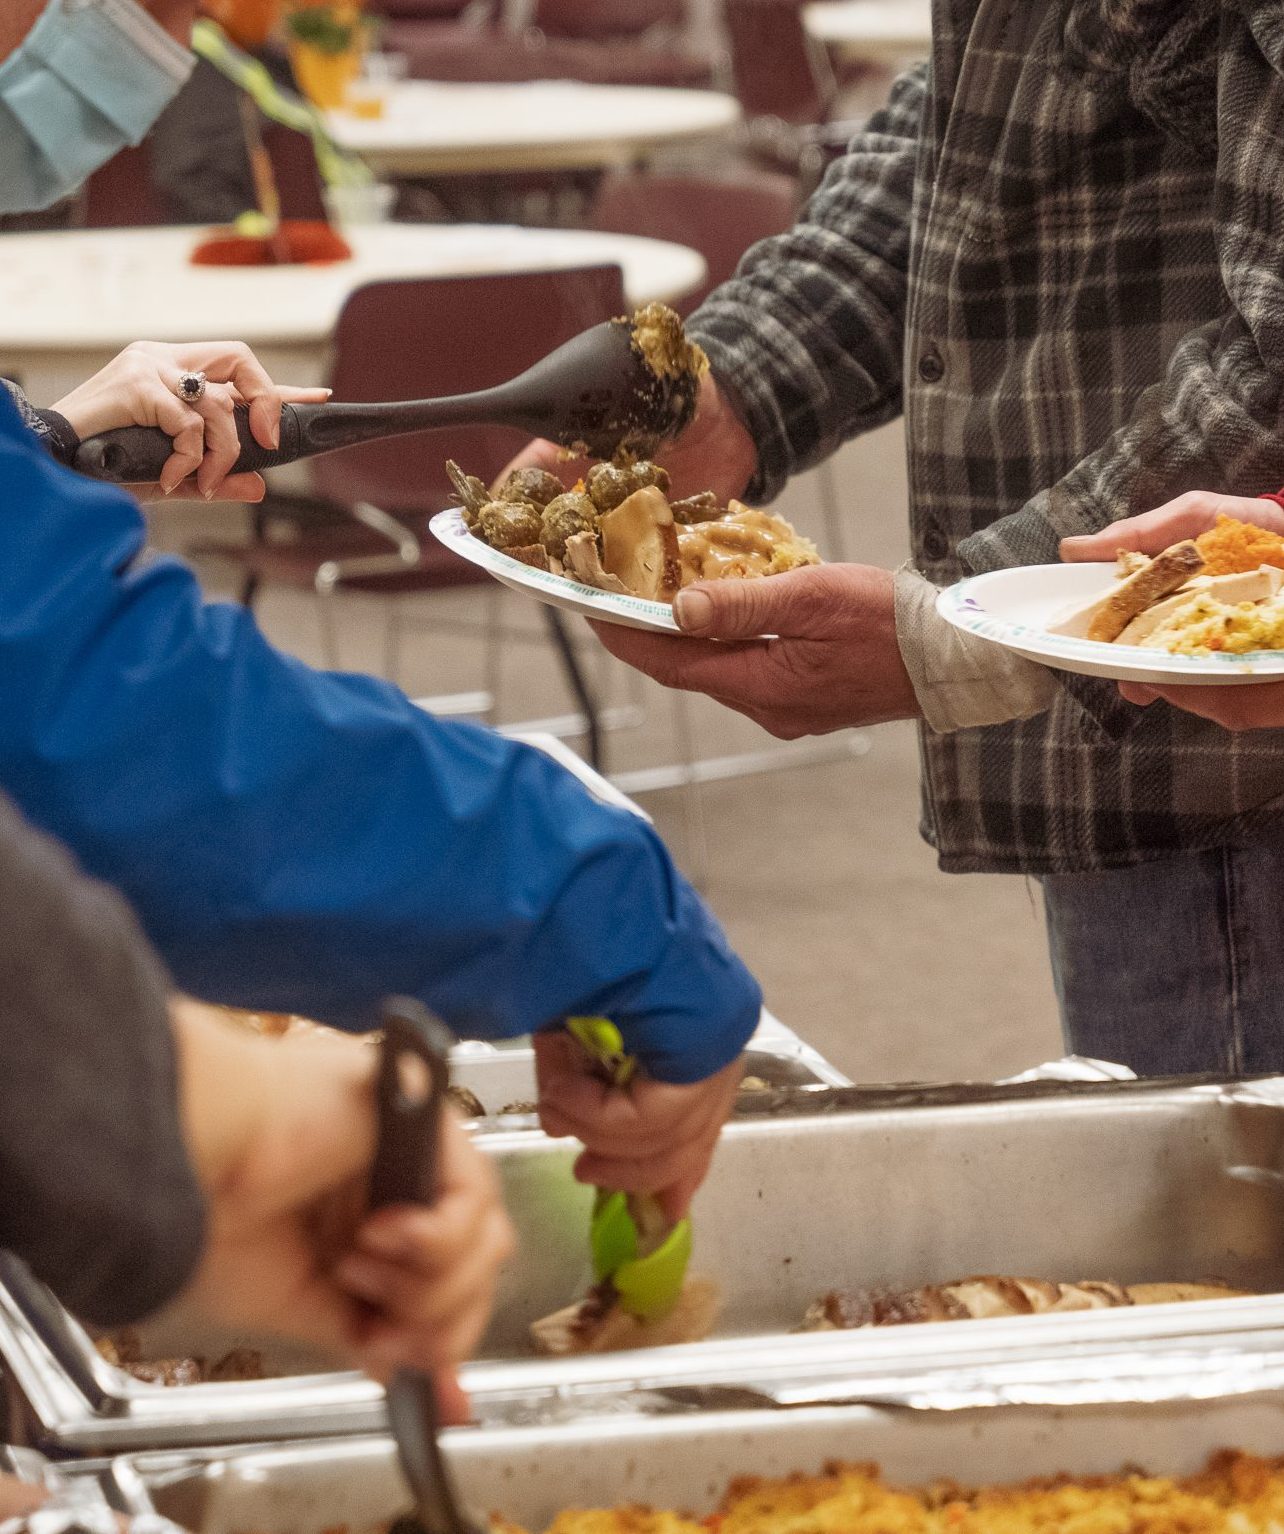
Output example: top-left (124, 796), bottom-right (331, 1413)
top-left (690, 0), bottom-right (1284, 875)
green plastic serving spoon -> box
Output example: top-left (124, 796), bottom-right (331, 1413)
top-left (568, 1016), bottom-right (694, 1322)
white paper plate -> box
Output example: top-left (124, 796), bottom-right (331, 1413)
top-left (937, 563), bottom-right (1284, 686)
top-left (429, 507), bottom-right (678, 632)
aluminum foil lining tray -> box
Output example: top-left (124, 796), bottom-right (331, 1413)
top-left (68, 1394), bottom-right (1284, 1534)
top-left (8, 1073), bottom-right (1284, 1453)
top-left (449, 1011), bottom-right (852, 1128)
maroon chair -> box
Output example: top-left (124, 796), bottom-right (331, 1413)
top-left (530, 0), bottom-right (685, 39)
top-left (83, 144), bottom-right (168, 227)
top-left (388, 16), bottom-right (711, 87)
top-left (188, 265), bottom-right (629, 768)
top-left (84, 125), bottom-right (326, 226)
top-left (588, 169), bottom-right (798, 314)
top-left (368, 0), bottom-right (489, 16)
top-left (722, 0), bottom-right (836, 125)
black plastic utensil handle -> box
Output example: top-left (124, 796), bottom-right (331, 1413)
top-left (370, 998), bottom-right (455, 1213)
top-left (72, 404), bottom-right (304, 483)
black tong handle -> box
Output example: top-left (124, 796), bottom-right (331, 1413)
top-left (371, 999), bottom-right (454, 1212)
top-left (372, 999), bottom-right (480, 1534)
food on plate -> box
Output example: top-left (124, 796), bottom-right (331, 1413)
top-left (495, 1451), bottom-right (1284, 1534)
top-left (629, 301), bottom-right (708, 388)
top-left (800, 1276), bottom-right (1250, 1329)
top-left (96, 1331), bottom-right (268, 1385)
top-left (449, 459), bottom-right (819, 604)
top-left (1195, 514), bottom-right (1284, 577)
top-left (530, 1275), bottom-right (721, 1357)
top-left (1050, 517), bottom-right (1284, 654)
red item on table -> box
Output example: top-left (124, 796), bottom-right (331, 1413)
top-left (190, 221), bottom-right (352, 267)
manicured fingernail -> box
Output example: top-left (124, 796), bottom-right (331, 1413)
top-left (271, 422), bottom-right (280, 448)
top-left (203, 487), bottom-right (216, 501)
top-left (674, 588), bottom-right (713, 633)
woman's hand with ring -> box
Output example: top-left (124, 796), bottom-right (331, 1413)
top-left (52, 340), bottom-right (330, 502)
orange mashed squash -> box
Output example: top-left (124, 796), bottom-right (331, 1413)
top-left (1195, 516), bottom-right (1284, 577)
top-left (494, 1452), bottom-right (1284, 1534)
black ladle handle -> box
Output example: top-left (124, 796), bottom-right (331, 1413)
top-left (70, 397), bottom-right (508, 484)
top-left (72, 405), bottom-right (305, 483)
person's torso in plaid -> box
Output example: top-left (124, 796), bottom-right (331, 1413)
top-left (690, 0), bottom-right (1284, 874)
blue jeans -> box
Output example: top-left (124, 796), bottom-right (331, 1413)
top-left (1041, 844), bottom-right (1284, 1076)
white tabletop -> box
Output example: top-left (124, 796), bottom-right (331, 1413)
top-left (326, 80), bottom-right (742, 177)
top-left (803, 0), bottom-right (931, 60)
top-left (0, 222), bottom-right (706, 401)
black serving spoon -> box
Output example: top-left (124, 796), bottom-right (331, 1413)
top-left (72, 317), bottom-right (700, 485)
top-left (371, 998), bottom-right (487, 1534)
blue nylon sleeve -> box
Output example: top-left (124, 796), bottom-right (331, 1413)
top-left (0, 395), bottom-right (760, 1081)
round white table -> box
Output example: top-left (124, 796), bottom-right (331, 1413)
top-left (803, 0), bottom-right (931, 63)
top-left (0, 222), bottom-right (706, 402)
top-left (325, 80), bottom-right (742, 179)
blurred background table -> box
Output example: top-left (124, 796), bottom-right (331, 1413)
top-left (802, 0), bottom-right (931, 64)
top-left (0, 222), bottom-right (706, 401)
top-left (325, 79), bottom-right (742, 179)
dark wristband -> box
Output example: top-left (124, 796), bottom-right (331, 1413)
top-left (33, 409), bottom-right (81, 468)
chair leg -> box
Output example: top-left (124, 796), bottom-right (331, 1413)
top-left (384, 598), bottom-right (403, 684)
top-left (670, 690), bottom-right (711, 891)
top-left (817, 458), bottom-right (848, 563)
top-left (316, 586), bottom-right (342, 669)
top-left (481, 585), bottom-right (505, 724)
top-left (238, 572), bottom-right (261, 609)
top-left (542, 606), bottom-right (604, 774)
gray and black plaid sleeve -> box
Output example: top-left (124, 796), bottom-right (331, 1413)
top-left (960, 5), bottom-right (1284, 575)
top-left (688, 63), bottom-right (926, 505)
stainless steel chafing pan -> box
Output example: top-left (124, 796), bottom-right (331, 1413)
top-left (75, 1391), bottom-right (1284, 1534)
top-left (9, 1074), bottom-right (1284, 1453)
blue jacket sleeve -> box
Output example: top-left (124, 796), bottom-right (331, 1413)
top-left (0, 395), bottom-right (760, 1083)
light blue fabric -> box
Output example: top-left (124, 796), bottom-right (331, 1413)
top-left (0, 0), bottom-right (193, 211)
top-left (0, 391), bottom-right (760, 1081)
top-left (1043, 844), bottom-right (1284, 1075)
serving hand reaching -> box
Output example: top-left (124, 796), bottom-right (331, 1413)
top-left (53, 341), bottom-right (329, 503)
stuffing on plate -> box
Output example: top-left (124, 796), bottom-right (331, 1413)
top-left (492, 1451), bottom-right (1284, 1534)
top-left (448, 458), bottom-right (819, 603)
top-left (1051, 516), bottom-right (1284, 654)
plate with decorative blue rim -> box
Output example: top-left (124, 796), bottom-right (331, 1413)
top-left (429, 508), bottom-right (679, 633)
top-left (937, 563), bottom-right (1284, 686)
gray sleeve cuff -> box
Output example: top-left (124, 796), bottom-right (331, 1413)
top-left (893, 563), bottom-right (1058, 733)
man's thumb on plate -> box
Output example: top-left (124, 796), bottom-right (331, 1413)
top-left (674, 577), bottom-right (781, 640)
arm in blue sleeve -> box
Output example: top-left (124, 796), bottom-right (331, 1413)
top-left (0, 396), bottom-right (760, 1083)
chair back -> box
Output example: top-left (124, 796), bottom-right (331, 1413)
top-left (83, 144), bottom-right (168, 227)
top-left (531, 0), bottom-right (684, 39)
top-left (368, 0), bottom-right (482, 15)
top-left (722, 0), bottom-right (834, 123)
top-left (589, 171), bottom-right (797, 314)
top-left (314, 265), bottom-right (629, 516)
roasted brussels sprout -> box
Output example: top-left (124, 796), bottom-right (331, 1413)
top-left (501, 467), bottom-right (565, 509)
top-left (446, 459), bottom-right (490, 528)
top-left (478, 499), bottom-right (542, 549)
top-left (540, 491), bottom-right (598, 560)
top-left (586, 460), bottom-right (672, 514)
